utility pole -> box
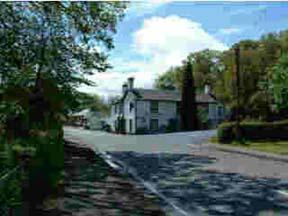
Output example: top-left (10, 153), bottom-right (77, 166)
top-left (234, 46), bottom-right (241, 141)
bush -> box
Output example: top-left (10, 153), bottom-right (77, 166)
top-left (217, 122), bottom-right (236, 143)
top-left (218, 120), bottom-right (288, 143)
top-left (136, 127), bottom-right (148, 134)
top-left (165, 118), bottom-right (179, 133)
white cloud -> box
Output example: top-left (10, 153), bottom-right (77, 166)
top-left (218, 27), bottom-right (242, 35)
top-left (134, 15), bottom-right (227, 55)
top-left (80, 15), bottom-right (228, 98)
top-left (129, 15), bottom-right (227, 87)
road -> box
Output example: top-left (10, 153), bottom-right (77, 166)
top-left (64, 127), bottom-right (215, 153)
top-left (64, 127), bottom-right (288, 216)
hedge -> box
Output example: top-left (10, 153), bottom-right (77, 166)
top-left (217, 120), bottom-right (288, 143)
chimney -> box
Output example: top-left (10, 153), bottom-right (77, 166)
top-left (122, 83), bottom-right (128, 94)
top-left (127, 77), bottom-right (134, 90)
top-left (204, 85), bottom-right (210, 94)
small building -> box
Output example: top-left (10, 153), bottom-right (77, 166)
top-left (69, 109), bottom-right (106, 130)
top-left (69, 109), bottom-right (89, 127)
top-left (109, 77), bottom-right (226, 134)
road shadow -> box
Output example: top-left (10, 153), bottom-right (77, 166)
top-left (108, 151), bottom-right (288, 216)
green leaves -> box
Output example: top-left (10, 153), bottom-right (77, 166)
top-left (0, 101), bottom-right (24, 124)
top-left (155, 49), bottom-right (222, 92)
top-left (155, 30), bottom-right (288, 120)
top-left (154, 66), bottom-right (181, 90)
top-left (0, 2), bottom-right (126, 87)
top-left (268, 54), bottom-right (288, 111)
top-left (0, 2), bottom-right (126, 118)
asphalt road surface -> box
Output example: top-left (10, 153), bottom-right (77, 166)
top-left (64, 127), bottom-right (288, 216)
top-left (64, 127), bottom-right (216, 153)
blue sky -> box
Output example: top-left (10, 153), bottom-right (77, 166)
top-left (79, 1), bottom-right (288, 98)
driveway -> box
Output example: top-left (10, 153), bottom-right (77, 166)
top-left (64, 127), bottom-right (288, 216)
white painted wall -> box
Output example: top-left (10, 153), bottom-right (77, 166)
top-left (110, 94), bottom-right (225, 133)
top-left (136, 101), bottom-right (149, 130)
top-left (135, 100), bottom-right (178, 132)
top-left (123, 92), bottom-right (136, 133)
top-left (109, 104), bottom-right (117, 131)
top-left (157, 101), bottom-right (178, 128)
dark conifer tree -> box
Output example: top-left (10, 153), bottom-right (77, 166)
top-left (180, 60), bottom-right (198, 131)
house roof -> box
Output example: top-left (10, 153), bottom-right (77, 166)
top-left (133, 88), bottom-right (216, 103)
top-left (111, 88), bottom-right (217, 105)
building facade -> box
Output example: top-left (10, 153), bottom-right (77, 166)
top-left (109, 77), bottom-right (225, 134)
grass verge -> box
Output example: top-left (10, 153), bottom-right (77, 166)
top-left (210, 136), bottom-right (288, 156)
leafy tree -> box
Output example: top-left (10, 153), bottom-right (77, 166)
top-left (0, 2), bottom-right (127, 206)
top-left (72, 92), bottom-right (109, 115)
top-left (155, 30), bottom-right (288, 122)
top-left (279, 30), bottom-right (288, 52)
top-left (0, 2), bottom-right (126, 130)
top-left (268, 54), bottom-right (288, 111)
top-left (155, 49), bottom-right (221, 92)
top-left (214, 40), bottom-right (272, 120)
top-left (154, 66), bottom-right (182, 90)
top-left (189, 49), bottom-right (222, 91)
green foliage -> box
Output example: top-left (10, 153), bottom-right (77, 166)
top-left (0, 2), bottom-right (127, 83)
top-left (154, 66), bottom-right (182, 90)
top-left (165, 119), bottom-right (179, 133)
top-left (156, 30), bottom-right (288, 121)
top-left (28, 130), bottom-right (64, 198)
top-left (268, 54), bottom-right (288, 111)
top-left (0, 2), bottom-right (127, 208)
top-left (154, 49), bottom-right (221, 92)
top-left (0, 170), bottom-right (22, 213)
top-left (136, 127), bottom-right (148, 135)
top-left (72, 91), bottom-right (109, 114)
top-left (0, 101), bottom-right (24, 124)
top-left (189, 49), bottom-right (222, 89)
top-left (0, 2), bottom-right (126, 114)
top-left (217, 122), bottom-right (236, 143)
top-left (214, 40), bottom-right (271, 119)
top-left (180, 59), bottom-right (198, 130)
top-left (197, 106), bottom-right (209, 129)
top-left (218, 120), bottom-right (288, 143)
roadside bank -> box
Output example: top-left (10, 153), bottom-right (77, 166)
top-left (39, 141), bottom-right (164, 216)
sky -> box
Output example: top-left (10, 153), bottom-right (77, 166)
top-left (79, 1), bottom-right (288, 99)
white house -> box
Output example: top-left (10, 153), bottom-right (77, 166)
top-left (109, 77), bottom-right (225, 134)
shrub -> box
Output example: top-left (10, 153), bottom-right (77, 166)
top-left (136, 127), bottom-right (148, 134)
top-left (165, 118), bottom-right (179, 133)
top-left (217, 122), bottom-right (236, 143)
top-left (217, 120), bottom-right (288, 143)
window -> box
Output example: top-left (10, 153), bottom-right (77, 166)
top-left (218, 106), bottom-right (224, 117)
top-left (150, 119), bottom-right (159, 131)
top-left (129, 102), bottom-right (134, 112)
top-left (150, 101), bottom-right (158, 113)
top-left (176, 102), bottom-right (181, 115)
top-left (129, 119), bottom-right (133, 132)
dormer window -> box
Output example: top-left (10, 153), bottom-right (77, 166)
top-left (129, 102), bottom-right (134, 112)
